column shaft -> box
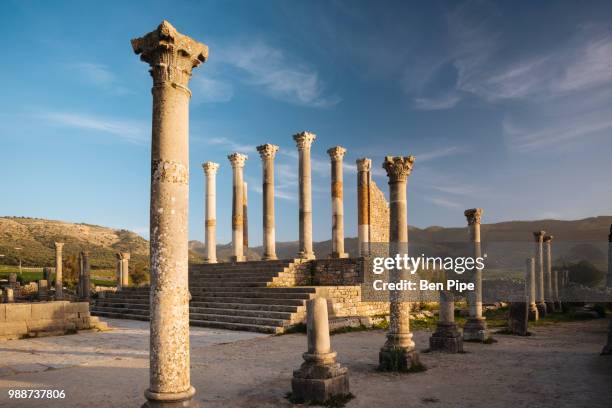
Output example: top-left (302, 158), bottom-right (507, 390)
top-left (294, 132), bottom-right (316, 259)
top-left (527, 257), bottom-right (539, 321)
top-left (81, 251), bottom-right (90, 301)
top-left (328, 147), bottom-right (347, 258)
top-left (54, 242), bottom-right (64, 299)
top-left (257, 144), bottom-right (279, 260)
top-left (534, 231), bottom-right (547, 317)
top-left (543, 235), bottom-right (555, 312)
top-left (121, 253), bottom-right (130, 287)
top-left (228, 153), bottom-right (247, 262)
top-left (203, 162), bottom-right (219, 263)
top-left (243, 181), bottom-right (249, 254)
top-left (356, 158), bottom-right (371, 257)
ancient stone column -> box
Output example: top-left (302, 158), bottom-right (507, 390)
top-left (81, 251), bottom-right (91, 301)
top-left (356, 158), bottom-right (371, 257)
top-left (121, 252), bottom-right (130, 287)
top-left (292, 297), bottom-right (349, 403)
top-left (526, 257), bottom-right (539, 321)
top-left (228, 153), bottom-right (247, 262)
top-left (115, 253), bottom-right (123, 289)
top-left (5, 288), bottom-right (14, 303)
top-left (132, 20), bottom-right (207, 405)
top-left (463, 208), bottom-right (490, 341)
top-left (379, 156), bottom-right (420, 371)
top-left (54, 242), bottom-right (64, 299)
top-left (429, 290), bottom-right (462, 353)
top-left (553, 269), bottom-right (561, 311)
top-left (78, 252), bottom-right (84, 298)
top-left (293, 131), bottom-right (316, 260)
top-left (543, 235), bottom-right (556, 312)
top-left (257, 144), bottom-right (279, 260)
top-left (607, 224), bottom-right (612, 288)
top-left (202, 162), bottom-right (220, 264)
top-left (327, 146), bottom-right (348, 258)
top-left (534, 231), bottom-right (547, 317)
top-left (243, 181), bottom-right (249, 255)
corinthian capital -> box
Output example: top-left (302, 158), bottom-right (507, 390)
top-left (54, 242), bottom-right (64, 251)
top-left (228, 153), bottom-right (248, 168)
top-left (202, 162), bottom-right (220, 175)
top-left (533, 230), bottom-right (546, 242)
top-left (293, 131), bottom-right (316, 150)
top-left (131, 20), bottom-right (208, 89)
top-left (464, 208), bottom-right (483, 225)
top-left (327, 146), bottom-right (347, 161)
top-left (256, 144), bottom-right (279, 160)
top-left (356, 157), bottom-right (372, 172)
top-left (382, 156), bottom-right (415, 183)
top-left (543, 235), bottom-right (554, 243)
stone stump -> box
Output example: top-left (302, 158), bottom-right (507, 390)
top-left (5, 288), bottom-right (14, 303)
top-left (292, 297), bottom-right (349, 404)
top-left (507, 302), bottom-right (529, 336)
top-left (38, 280), bottom-right (49, 301)
top-left (8, 273), bottom-right (17, 288)
top-left (429, 291), bottom-right (463, 353)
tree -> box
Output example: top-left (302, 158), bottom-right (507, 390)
top-left (565, 260), bottom-right (604, 287)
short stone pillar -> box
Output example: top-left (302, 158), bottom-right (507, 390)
top-left (132, 20), bottom-right (207, 405)
top-left (5, 288), bottom-right (14, 303)
top-left (8, 273), bottom-right (17, 288)
top-left (257, 144), bottom-right (279, 260)
top-left (526, 257), bottom-right (539, 321)
top-left (293, 131), bottom-right (316, 260)
top-left (429, 291), bottom-right (462, 353)
top-left (81, 251), bottom-right (91, 301)
top-left (543, 235), bottom-right (556, 312)
top-left (507, 302), bottom-right (529, 336)
top-left (38, 280), bottom-right (49, 300)
top-left (356, 158), bottom-right (371, 257)
top-left (379, 156), bottom-right (420, 371)
top-left (328, 146), bottom-right (348, 259)
top-left (228, 152), bottom-right (247, 262)
top-left (202, 162), bottom-right (220, 264)
top-left (607, 224), bottom-right (612, 288)
top-left (533, 231), bottom-right (547, 317)
top-left (243, 181), bottom-right (249, 255)
top-left (291, 297), bottom-right (349, 404)
top-left (463, 208), bottom-right (490, 342)
top-left (54, 242), bottom-right (64, 299)
top-left (602, 318), bottom-right (612, 355)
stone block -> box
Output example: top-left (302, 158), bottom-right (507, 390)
top-left (0, 321), bottom-right (28, 336)
top-left (31, 302), bottom-right (65, 320)
top-left (26, 318), bottom-right (66, 333)
top-left (0, 304), bottom-right (5, 322)
top-left (291, 372), bottom-right (349, 404)
top-left (5, 304), bottom-right (32, 322)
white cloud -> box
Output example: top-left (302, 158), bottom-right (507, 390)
top-left (202, 136), bottom-right (256, 154)
top-left (218, 42), bottom-right (340, 108)
top-left (424, 196), bottom-right (462, 209)
top-left (413, 94), bottom-right (461, 110)
top-left (67, 62), bottom-right (132, 95)
top-left (191, 76), bottom-right (234, 103)
top-left (417, 146), bottom-right (464, 163)
top-left (41, 111), bottom-right (147, 143)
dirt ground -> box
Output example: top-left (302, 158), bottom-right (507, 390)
top-left (0, 318), bottom-right (610, 408)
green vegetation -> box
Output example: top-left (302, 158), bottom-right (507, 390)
top-left (562, 260), bottom-right (605, 287)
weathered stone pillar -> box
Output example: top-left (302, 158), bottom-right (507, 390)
top-left (553, 269), bottom-right (561, 311)
top-left (8, 273), bottom-right (17, 288)
top-left (463, 208), bottom-right (490, 341)
top-left (379, 156), bottom-right (420, 371)
top-left (243, 181), bottom-right (249, 254)
top-left (115, 253), bottom-right (123, 289)
top-left (78, 252), bottom-right (84, 298)
top-left (5, 288), bottom-right (14, 303)
top-left (292, 297), bottom-right (349, 403)
top-left (202, 162), bottom-right (220, 264)
top-left (429, 290), bottom-right (462, 353)
top-left (54, 242), bottom-right (64, 299)
top-left (356, 158), bottom-right (371, 257)
top-left (327, 146), bottom-right (348, 258)
top-left (534, 231), bottom-right (547, 317)
top-left (228, 152), bottom-right (247, 262)
top-left (526, 257), bottom-right (539, 321)
top-left (507, 302), bottom-right (529, 336)
top-left (607, 224), bottom-right (612, 288)
top-left (293, 131), bottom-right (316, 260)
top-left (543, 235), bottom-right (556, 312)
top-left (132, 20), bottom-right (207, 405)
top-left (121, 252), bottom-right (130, 287)
top-left (81, 251), bottom-right (91, 301)
top-left (257, 144), bottom-right (279, 260)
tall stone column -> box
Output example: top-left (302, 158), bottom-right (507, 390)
top-left (54, 242), bottom-right (64, 299)
top-left (534, 231), bottom-right (547, 317)
top-left (526, 257), bottom-right (539, 321)
top-left (356, 158), bottom-right (371, 257)
top-left (132, 21), bottom-right (207, 405)
top-left (293, 131), bottom-right (316, 260)
top-left (121, 252), bottom-right (130, 287)
top-left (115, 253), bottom-right (123, 289)
top-left (257, 144), bottom-right (279, 260)
top-left (328, 146), bottom-right (348, 258)
top-left (78, 252), bottom-right (84, 298)
top-left (243, 181), bottom-right (249, 255)
top-left (607, 224), bottom-right (612, 288)
top-left (228, 153), bottom-right (247, 262)
top-left (463, 208), bottom-right (490, 341)
top-left (543, 235), bottom-right (556, 312)
top-left (81, 251), bottom-right (91, 301)
top-left (202, 162), bottom-right (219, 264)
top-left (379, 156), bottom-right (420, 371)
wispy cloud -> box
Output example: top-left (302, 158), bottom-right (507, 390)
top-left (191, 76), bottom-right (234, 103)
top-left (41, 111), bottom-right (147, 143)
top-left (424, 196), bottom-right (462, 209)
top-left (201, 136), bottom-right (256, 154)
top-left (218, 42), bottom-right (340, 108)
top-left (412, 94), bottom-right (461, 110)
top-left (417, 146), bottom-right (464, 162)
top-left (67, 62), bottom-right (132, 95)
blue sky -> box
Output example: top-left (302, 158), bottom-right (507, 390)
top-left (1, 0), bottom-right (611, 245)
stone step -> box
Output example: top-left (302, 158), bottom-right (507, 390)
top-left (189, 301), bottom-right (301, 313)
top-left (191, 291), bottom-right (312, 299)
top-left (190, 260), bottom-right (292, 269)
top-left (191, 296), bottom-right (306, 306)
top-left (189, 265), bottom-right (291, 273)
top-left (190, 273), bottom-right (281, 280)
top-left (190, 307), bottom-right (295, 320)
top-left (99, 297), bottom-right (149, 305)
top-left (91, 310), bottom-right (150, 321)
top-left (94, 301), bottom-right (149, 310)
top-left (189, 319), bottom-right (282, 334)
top-left (189, 312), bottom-right (287, 327)
top-left (189, 281), bottom-right (270, 288)
top-left (189, 286), bottom-right (316, 294)
top-left (91, 306), bottom-right (149, 316)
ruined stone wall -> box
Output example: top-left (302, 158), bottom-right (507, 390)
top-left (369, 180), bottom-right (389, 243)
top-left (271, 259), bottom-right (366, 287)
top-left (314, 286), bottom-right (388, 317)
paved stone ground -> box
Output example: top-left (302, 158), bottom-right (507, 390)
top-left (0, 318), bottom-right (610, 407)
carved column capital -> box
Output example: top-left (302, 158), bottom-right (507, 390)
top-left (533, 230), bottom-right (546, 242)
top-left (227, 153), bottom-right (248, 168)
top-left (131, 20), bottom-right (208, 90)
top-left (256, 144), bottom-right (279, 160)
top-left (202, 162), bottom-right (220, 175)
top-left (327, 146), bottom-right (347, 161)
top-left (382, 156), bottom-right (415, 183)
top-left (54, 242), bottom-right (64, 251)
top-left (543, 235), bottom-right (554, 243)
top-left (293, 131), bottom-right (316, 150)
top-left (464, 208), bottom-right (483, 225)
top-left (356, 157), bottom-right (372, 172)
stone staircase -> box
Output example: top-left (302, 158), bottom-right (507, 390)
top-left (91, 259), bottom-right (313, 334)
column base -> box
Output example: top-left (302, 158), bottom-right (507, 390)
top-left (545, 301), bottom-right (555, 313)
top-left (203, 259), bottom-right (217, 264)
top-left (297, 251), bottom-right (316, 260)
top-left (330, 252), bottom-right (349, 259)
top-left (378, 346), bottom-right (421, 372)
top-left (463, 317), bottom-right (490, 342)
top-left (429, 322), bottom-right (463, 353)
top-left (262, 255), bottom-right (278, 261)
top-left (144, 386), bottom-right (196, 407)
top-left (536, 302), bottom-right (548, 318)
top-left (528, 303), bottom-right (539, 321)
top-left (230, 256), bottom-right (245, 262)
